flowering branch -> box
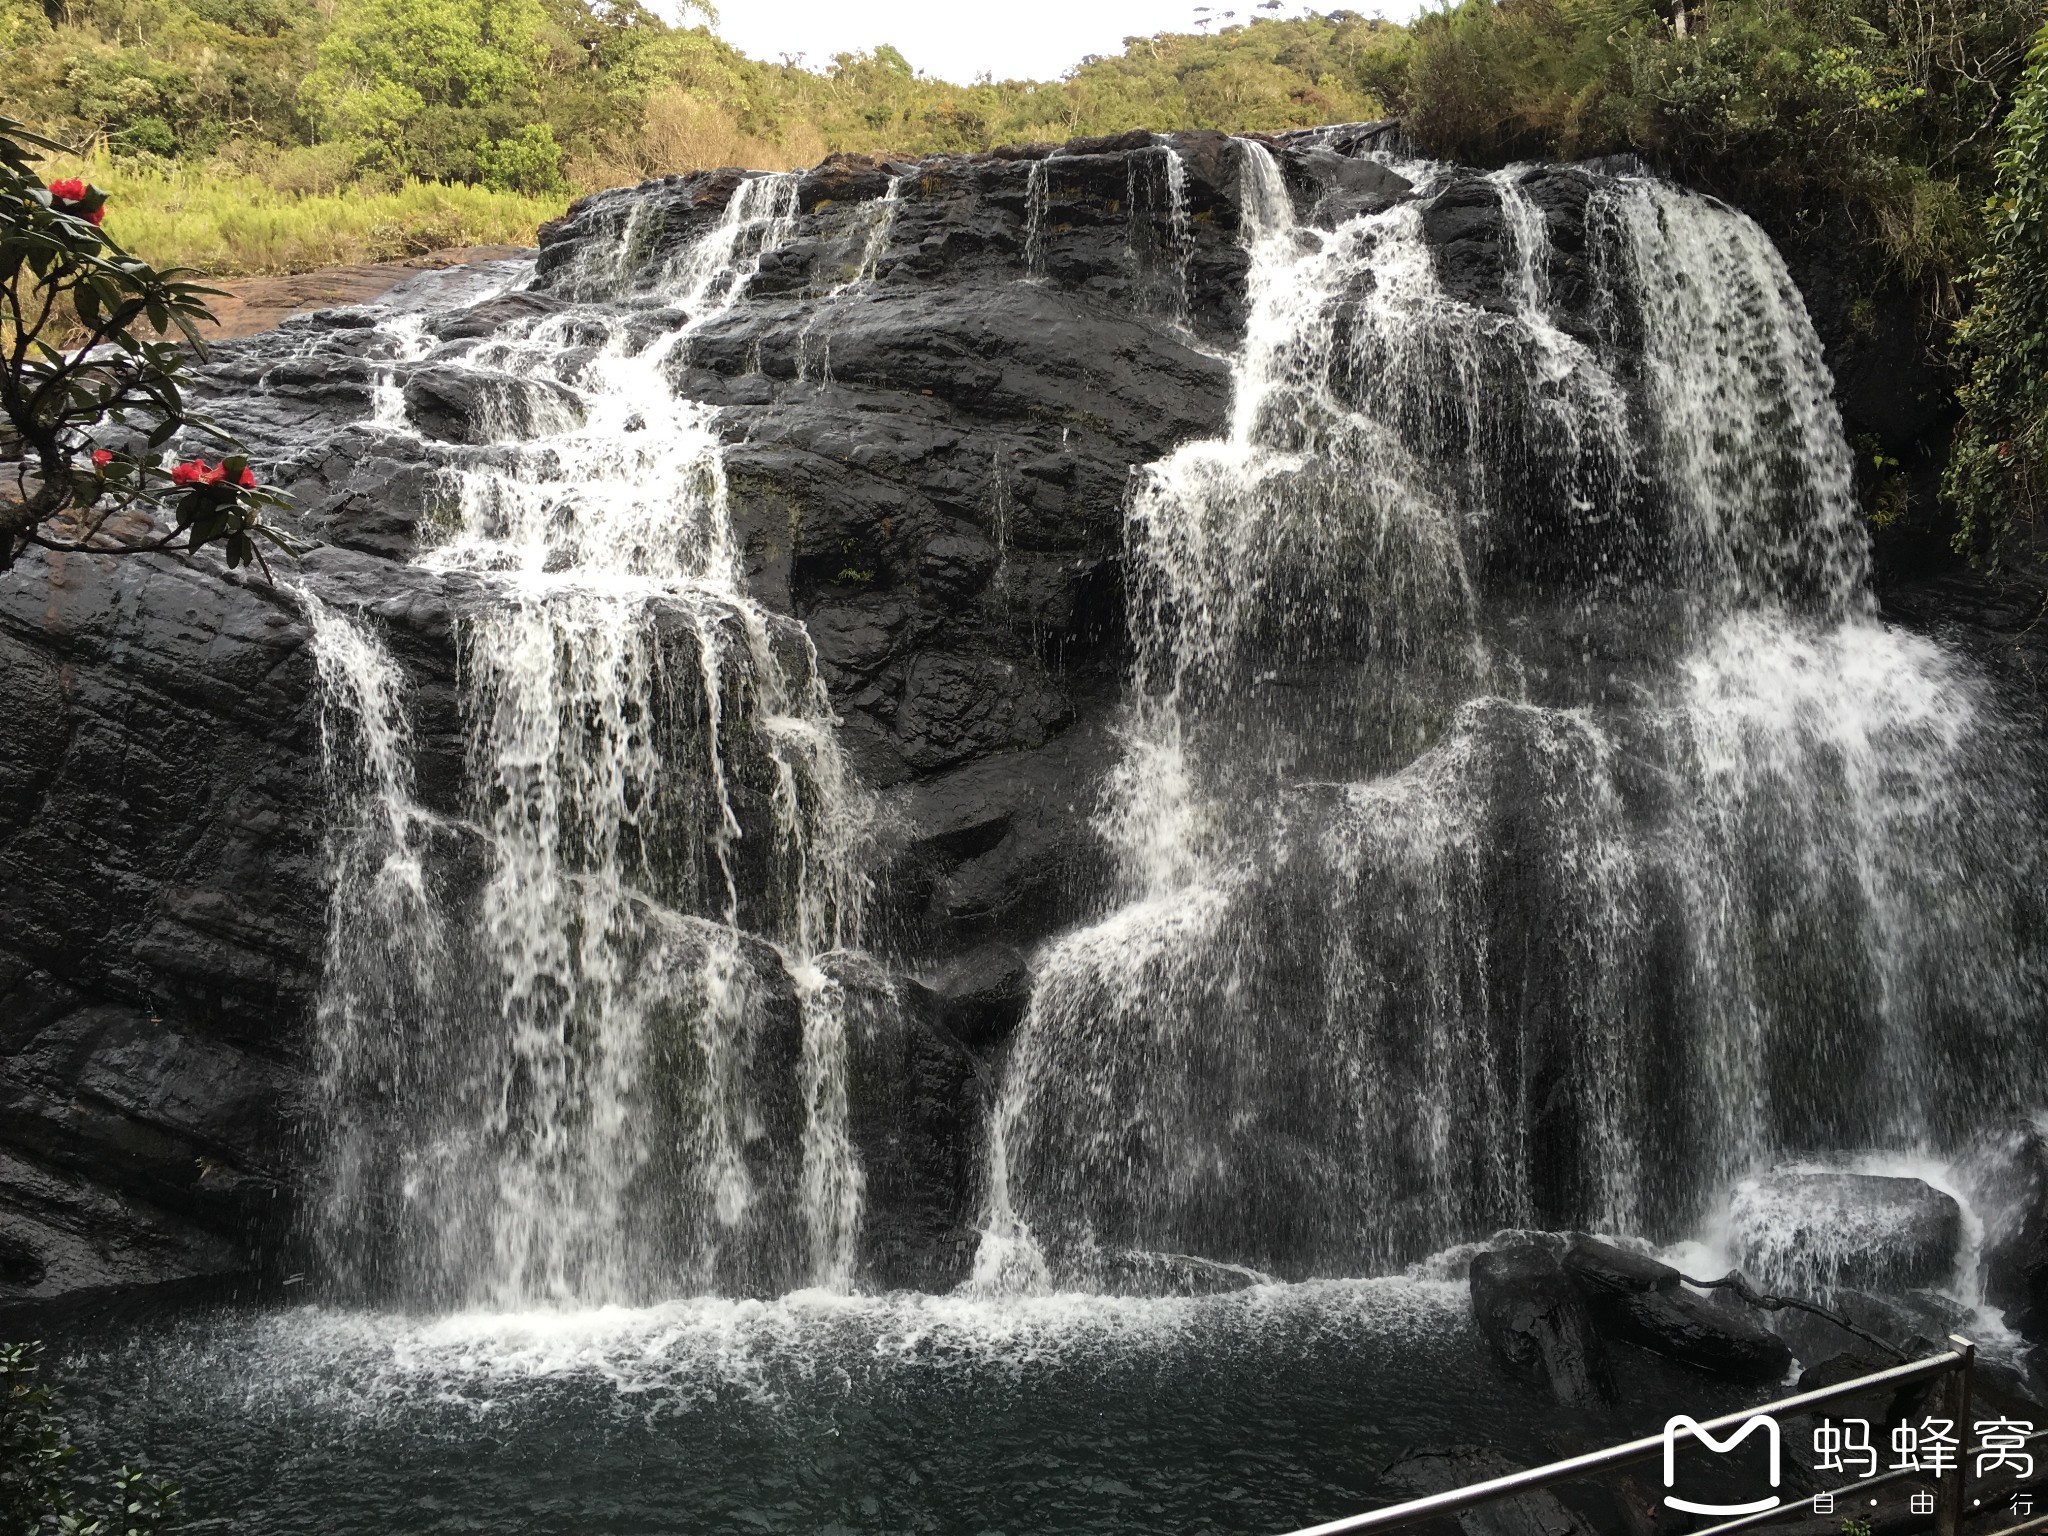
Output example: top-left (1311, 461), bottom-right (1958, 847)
top-left (0, 115), bottom-right (294, 578)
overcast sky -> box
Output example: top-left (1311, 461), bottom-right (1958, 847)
top-left (709, 0), bottom-right (1425, 84)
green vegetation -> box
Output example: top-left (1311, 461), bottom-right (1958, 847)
top-left (2, 117), bottom-right (289, 573)
top-left (1370, 0), bottom-right (2042, 289)
top-left (1, 1341), bottom-right (178, 1534)
top-left (1945, 20), bottom-right (2048, 569)
top-left (34, 154), bottom-right (565, 273)
top-left (4, 0), bottom-right (2034, 293)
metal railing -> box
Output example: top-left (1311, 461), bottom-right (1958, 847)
top-left (1279, 1335), bottom-right (2036, 1536)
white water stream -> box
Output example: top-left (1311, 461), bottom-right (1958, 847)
top-left (306, 175), bottom-right (877, 1306)
top-left (975, 146), bottom-right (2047, 1290)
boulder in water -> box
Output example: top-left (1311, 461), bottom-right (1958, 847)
top-left (1555, 1234), bottom-right (1789, 1381)
top-left (1468, 1243), bottom-right (1611, 1405)
top-left (1728, 1171), bottom-right (1962, 1296)
top-left (1771, 1285), bottom-right (1968, 1366)
top-left (401, 364), bottom-right (584, 444)
top-left (1559, 1234), bottom-right (1681, 1298)
top-left (1584, 1279), bottom-right (1793, 1383)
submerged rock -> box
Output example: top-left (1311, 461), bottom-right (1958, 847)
top-left (1379, 1445), bottom-right (1599, 1536)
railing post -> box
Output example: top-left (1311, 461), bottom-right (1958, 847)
top-left (1938, 1335), bottom-right (1976, 1536)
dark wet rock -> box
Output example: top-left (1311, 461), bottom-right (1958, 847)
top-left (1583, 1277), bottom-right (1793, 1382)
top-left (1792, 1287), bottom-right (1970, 1363)
top-left (836, 962), bottom-right (987, 1292)
top-left (1422, 178), bottom-right (1512, 312)
top-left (1284, 143), bottom-right (1414, 228)
top-left (874, 718), bottom-right (1121, 949)
top-left (930, 943), bottom-right (1032, 1052)
top-left (893, 651), bottom-right (1076, 771)
top-left (427, 289), bottom-right (564, 341)
top-left (1797, 1347), bottom-right (1899, 1394)
top-left (402, 362), bottom-right (584, 443)
top-left (1880, 568), bottom-right (2048, 715)
top-left (918, 531), bottom-right (1000, 607)
top-left (0, 897), bottom-right (299, 1309)
top-left (1560, 1234), bottom-right (1681, 1298)
top-left (1729, 1172), bottom-right (1963, 1296)
top-left (1469, 1243), bottom-right (1611, 1405)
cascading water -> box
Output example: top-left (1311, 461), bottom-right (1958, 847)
top-left (293, 136), bottom-right (2047, 1315)
top-left (306, 174), bottom-right (880, 1307)
top-left (976, 146), bottom-right (2048, 1289)
top-left (796, 174), bottom-right (905, 382)
top-left (1023, 157), bottom-right (1051, 282)
top-left (1128, 142), bottom-right (1197, 328)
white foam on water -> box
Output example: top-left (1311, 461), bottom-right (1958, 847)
top-left (77, 1279), bottom-right (1470, 1426)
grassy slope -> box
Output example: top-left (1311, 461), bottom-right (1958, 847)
top-left (49, 157), bottom-right (567, 274)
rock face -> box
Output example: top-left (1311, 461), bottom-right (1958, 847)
top-left (0, 557), bottom-right (316, 1311)
top-left (0, 122), bottom-right (2035, 1307)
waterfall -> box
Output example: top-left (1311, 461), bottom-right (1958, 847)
top-left (298, 137), bottom-right (2048, 1312)
top-left (1023, 158), bottom-right (1051, 282)
top-left (976, 145), bottom-right (2048, 1289)
top-left (796, 175), bottom-right (905, 382)
top-left (308, 174), bottom-right (878, 1307)
top-left (1128, 142), bottom-right (1197, 327)
top-left (301, 588), bottom-right (446, 1296)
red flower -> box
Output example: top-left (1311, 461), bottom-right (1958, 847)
top-left (91, 449), bottom-right (113, 468)
top-left (47, 178), bottom-right (105, 226)
top-left (170, 457), bottom-right (255, 489)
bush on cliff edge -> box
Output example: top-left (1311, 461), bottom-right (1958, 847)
top-left (1946, 21), bottom-right (2048, 572)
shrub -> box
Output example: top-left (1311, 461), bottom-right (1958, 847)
top-left (0, 1341), bottom-right (179, 1536)
top-left (1944, 20), bottom-right (2048, 568)
top-left (0, 116), bottom-right (290, 574)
